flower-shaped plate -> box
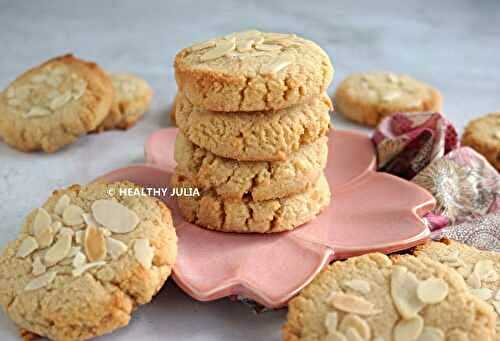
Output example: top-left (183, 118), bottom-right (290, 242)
top-left (96, 128), bottom-right (435, 308)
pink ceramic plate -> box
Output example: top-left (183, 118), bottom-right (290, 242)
top-left (96, 128), bottom-right (435, 308)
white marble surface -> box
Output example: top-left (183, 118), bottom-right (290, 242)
top-left (0, 0), bottom-right (499, 340)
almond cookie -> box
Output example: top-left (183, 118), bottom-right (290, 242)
top-left (95, 73), bottom-right (153, 132)
top-left (175, 92), bottom-right (332, 161)
top-left (174, 30), bottom-right (333, 112)
top-left (175, 132), bottom-right (328, 201)
top-left (414, 240), bottom-right (500, 339)
top-left (461, 113), bottom-right (500, 171)
top-left (284, 253), bottom-right (496, 341)
top-left (172, 173), bottom-right (330, 233)
top-left (0, 181), bottom-right (177, 340)
top-left (0, 54), bottom-right (113, 152)
top-left (335, 72), bottom-right (442, 127)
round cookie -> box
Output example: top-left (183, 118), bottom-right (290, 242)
top-left (461, 113), bottom-right (500, 171)
top-left (172, 173), bottom-right (330, 233)
top-left (174, 132), bottom-right (328, 201)
top-left (0, 54), bottom-right (113, 153)
top-left (335, 72), bottom-right (442, 127)
top-left (174, 30), bottom-right (333, 112)
top-left (414, 240), bottom-right (500, 339)
top-left (284, 253), bottom-right (496, 341)
top-left (95, 73), bottom-right (153, 132)
top-left (175, 92), bottom-right (332, 161)
top-left (0, 181), bottom-right (177, 340)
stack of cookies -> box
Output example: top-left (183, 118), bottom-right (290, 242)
top-left (171, 30), bottom-right (334, 233)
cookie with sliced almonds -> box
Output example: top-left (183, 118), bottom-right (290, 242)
top-left (174, 30), bottom-right (333, 112)
top-left (414, 240), bottom-right (500, 340)
top-left (0, 54), bottom-right (114, 153)
top-left (0, 181), bottom-right (177, 340)
top-left (283, 253), bottom-right (496, 341)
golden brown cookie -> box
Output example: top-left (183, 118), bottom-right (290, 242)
top-left (335, 72), bottom-right (442, 127)
top-left (174, 30), bottom-right (333, 112)
top-left (284, 253), bottom-right (496, 341)
top-left (172, 173), bottom-right (330, 233)
top-left (175, 92), bottom-right (332, 161)
top-left (174, 132), bottom-right (328, 201)
top-left (95, 73), bottom-right (153, 132)
top-left (0, 181), bottom-right (177, 340)
top-left (461, 113), bottom-right (500, 171)
top-left (414, 240), bottom-right (500, 339)
top-left (0, 54), bottom-right (113, 153)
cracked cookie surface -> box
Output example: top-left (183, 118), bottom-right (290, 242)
top-left (0, 181), bottom-right (177, 341)
top-left (0, 54), bottom-right (113, 153)
top-left (284, 253), bottom-right (496, 341)
top-left (414, 240), bottom-right (500, 339)
top-left (335, 72), bottom-right (442, 127)
top-left (174, 132), bottom-right (328, 201)
top-left (95, 73), bottom-right (153, 132)
top-left (175, 92), bottom-right (332, 161)
top-left (461, 112), bottom-right (500, 171)
top-left (174, 30), bottom-right (333, 112)
top-left (172, 173), bottom-right (330, 233)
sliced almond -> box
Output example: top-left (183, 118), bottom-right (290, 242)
top-left (32, 208), bottom-right (52, 234)
top-left (393, 316), bottom-right (424, 341)
top-left (67, 246), bottom-right (81, 259)
top-left (491, 300), bottom-right (500, 315)
top-left (260, 56), bottom-right (292, 75)
top-left (100, 228), bottom-right (111, 237)
top-left (23, 106), bottom-right (52, 118)
top-left (84, 226), bottom-right (107, 262)
top-left (133, 239), bottom-right (154, 269)
top-left (482, 270), bottom-right (498, 283)
top-left (470, 288), bottom-right (493, 301)
top-left (417, 326), bottom-right (445, 341)
top-left (338, 314), bottom-right (371, 340)
top-left (473, 260), bottom-right (495, 280)
top-left (49, 91), bottom-right (72, 110)
top-left (391, 266), bottom-right (425, 319)
top-left (190, 40), bottom-right (216, 52)
top-left (91, 200), bottom-right (139, 234)
top-left (417, 278), bottom-right (449, 304)
top-left (236, 39), bottom-right (255, 53)
top-left (75, 230), bottom-right (84, 245)
top-left (234, 30), bottom-right (262, 40)
top-left (342, 279), bottom-right (371, 295)
top-left (466, 272), bottom-right (482, 289)
top-left (82, 213), bottom-right (99, 227)
top-left (495, 290), bottom-right (500, 301)
top-left (31, 256), bottom-right (46, 276)
top-left (72, 79), bottom-right (87, 100)
top-left (51, 221), bottom-right (62, 233)
top-left (254, 43), bottom-right (283, 51)
top-left (326, 331), bottom-right (347, 341)
top-left (381, 91), bottom-right (401, 102)
top-left (200, 38), bottom-right (236, 62)
top-left (44, 233), bottom-right (72, 266)
top-left (32, 209), bottom-right (55, 249)
top-left (25, 271), bottom-right (57, 291)
top-left (16, 237), bottom-right (39, 258)
top-left (106, 237), bottom-right (128, 260)
top-left (329, 292), bottom-right (381, 316)
top-left (72, 251), bottom-right (87, 268)
top-left (72, 261), bottom-right (105, 277)
top-left (54, 194), bottom-right (71, 216)
top-left (62, 205), bottom-right (84, 226)
top-left (59, 227), bottom-right (74, 237)
top-left (324, 311), bottom-right (338, 333)
top-left (344, 328), bottom-right (364, 341)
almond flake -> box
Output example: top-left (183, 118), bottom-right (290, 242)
top-left (84, 226), bottom-right (107, 262)
top-left (260, 56), bottom-right (292, 75)
top-left (473, 260), bottom-right (495, 280)
top-left (134, 239), bottom-right (154, 269)
top-left (91, 199), bottom-right (139, 234)
top-left (62, 205), bottom-right (85, 226)
top-left (236, 39), bottom-right (255, 53)
top-left (470, 288), bottom-right (493, 301)
top-left (492, 301), bottom-right (500, 315)
top-left (82, 213), bottom-right (99, 227)
top-left (466, 272), bottom-right (482, 289)
top-left (417, 277), bottom-right (449, 304)
top-left (391, 266), bottom-right (425, 319)
top-left (190, 40), bottom-right (217, 52)
top-left (72, 251), bottom-right (87, 268)
top-left (23, 106), bottom-right (52, 118)
top-left (495, 290), bottom-right (500, 301)
top-left (100, 228), bottom-right (111, 237)
top-left (75, 230), bottom-right (84, 244)
top-left (326, 331), bottom-right (346, 341)
top-left (342, 279), bottom-right (371, 295)
top-left (67, 246), bottom-right (81, 258)
top-left (106, 237), bottom-right (128, 260)
top-left (417, 327), bottom-right (445, 341)
top-left (324, 311), bottom-right (338, 333)
top-left (51, 221), bottom-right (62, 233)
top-left (72, 79), bottom-right (87, 100)
top-left (25, 271), bottom-right (57, 291)
top-left (329, 292), bottom-right (381, 316)
top-left (338, 314), bottom-right (371, 340)
top-left (393, 316), bottom-right (424, 341)
top-left (32, 208), bottom-right (52, 232)
top-left (16, 237), bottom-right (39, 258)
top-left (234, 30), bottom-right (262, 40)
top-left (54, 194), bottom-right (71, 215)
top-left (200, 38), bottom-right (236, 62)
top-left (49, 91), bottom-right (72, 110)
top-left (344, 328), bottom-right (364, 341)
top-left (381, 91), bottom-right (401, 102)
top-left (59, 227), bottom-right (74, 237)
top-left (72, 261), bottom-right (105, 277)
top-left (31, 256), bottom-right (46, 276)
top-left (255, 43), bottom-right (283, 51)
top-left (44, 234), bottom-right (72, 266)
top-left (482, 270), bottom-right (498, 283)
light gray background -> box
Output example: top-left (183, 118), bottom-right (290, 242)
top-left (0, 0), bottom-right (499, 340)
